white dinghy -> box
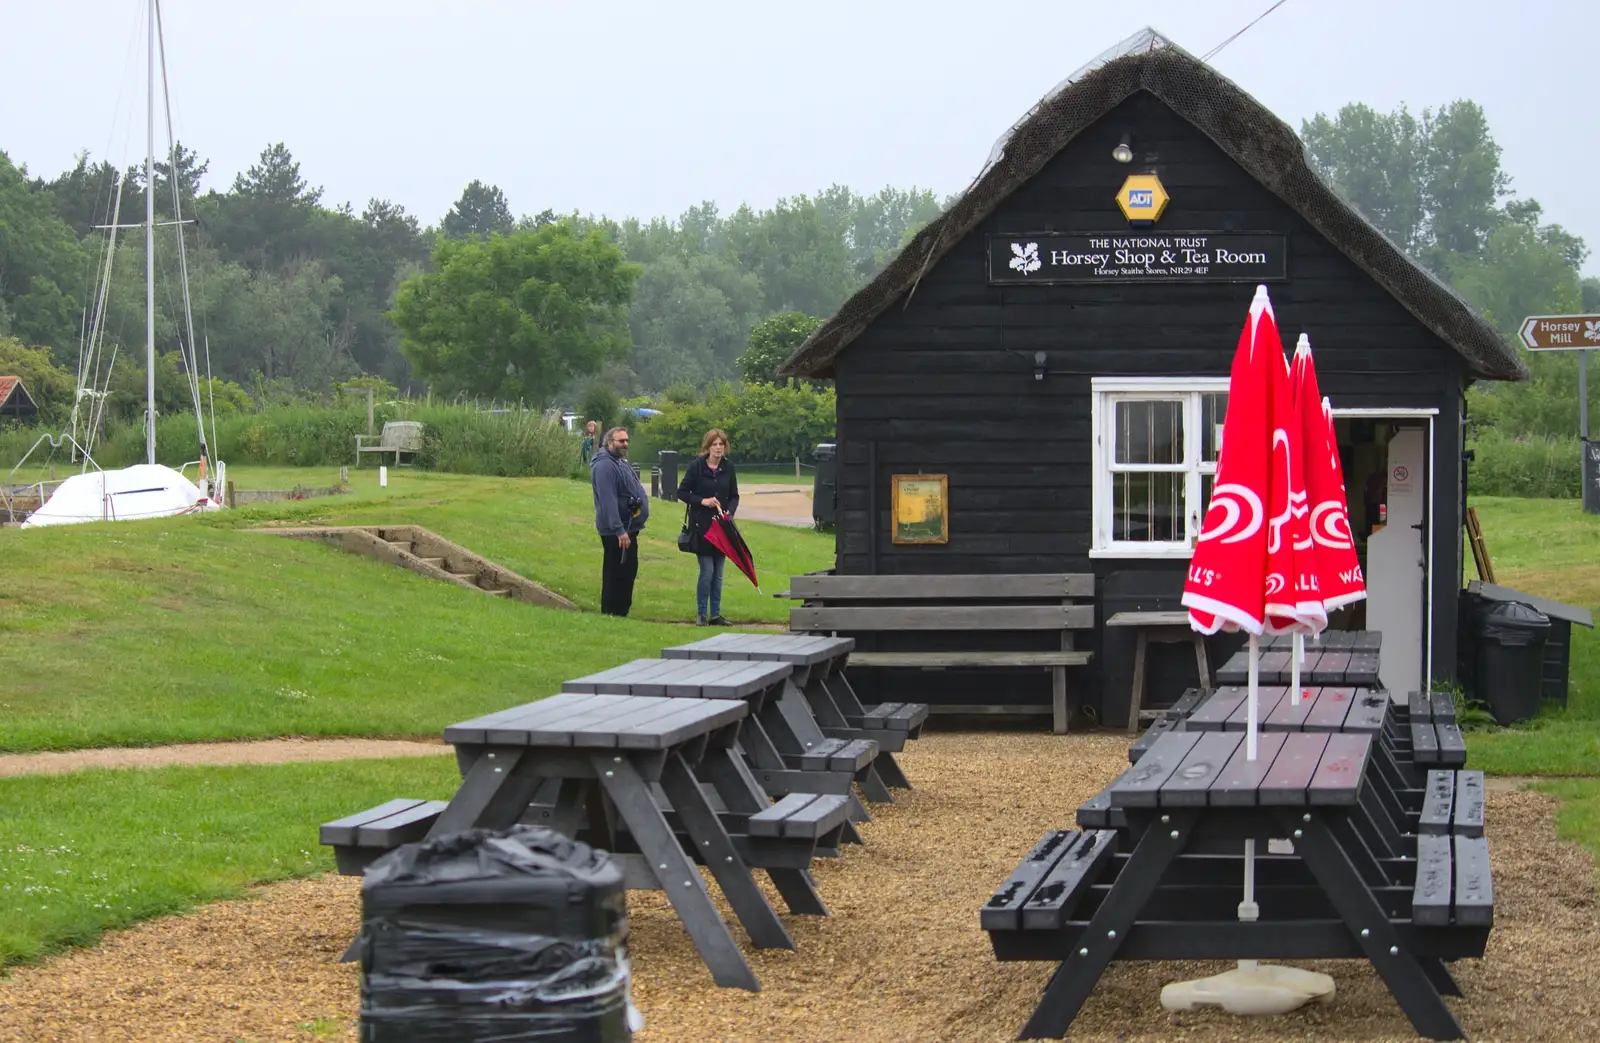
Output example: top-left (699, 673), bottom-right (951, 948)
top-left (20, 463), bottom-right (220, 528)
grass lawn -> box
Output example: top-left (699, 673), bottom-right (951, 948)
top-left (0, 757), bottom-right (459, 967)
top-left (213, 465), bottom-right (830, 624)
top-left (0, 469), bottom-right (832, 752)
top-left (1461, 497), bottom-right (1599, 777)
top-left (1534, 778), bottom-right (1600, 871)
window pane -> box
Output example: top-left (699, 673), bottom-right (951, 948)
top-left (1115, 400), bottom-right (1184, 465)
top-left (1201, 473), bottom-right (1215, 517)
top-left (1114, 470), bottom-right (1186, 542)
top-left (1202, 393), bottom-right (1228, 463)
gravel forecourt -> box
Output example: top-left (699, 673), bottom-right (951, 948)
top-left (0, 731), bottom-right (1595, 1042)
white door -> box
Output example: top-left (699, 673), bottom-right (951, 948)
top-left (1366, 427), bottom-right (1427, 695)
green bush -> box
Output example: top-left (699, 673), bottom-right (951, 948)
top-left (1469, 430), bottom-right (1586, 499)
top-left (411, 407), bottom-right (580, 477)
top-left (2, 403), bottom-right (580, 478)
top-left (631, 381), bottom-right (835, 464)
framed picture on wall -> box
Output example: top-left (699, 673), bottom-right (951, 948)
top-left (891, 474), bottom-right (949, 545)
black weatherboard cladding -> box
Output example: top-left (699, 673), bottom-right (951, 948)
top-left (793, 41), bottom-right (1507, 718)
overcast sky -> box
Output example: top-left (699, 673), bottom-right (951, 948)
top-left (4, 0), bottom-right (1594, 275)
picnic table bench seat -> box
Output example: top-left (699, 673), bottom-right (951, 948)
top-left (320, 798), bottom-right (448, 876)
top-left (784, 573), bottom-right (1095, 734)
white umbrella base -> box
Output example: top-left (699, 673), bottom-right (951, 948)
top-left (1160, 963), bottom-right (1336, 1016)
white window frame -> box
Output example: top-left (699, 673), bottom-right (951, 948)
top-left (1090, 376), bottom-right (1230, 559)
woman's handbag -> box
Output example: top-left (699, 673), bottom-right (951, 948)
top-left (677, 504), bottom-right (695, 553)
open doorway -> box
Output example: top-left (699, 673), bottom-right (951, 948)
top-left (1332, 412), bottom-right (1435, 695)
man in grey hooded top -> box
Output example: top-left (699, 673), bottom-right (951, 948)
top-left (590, 426), bottom-right (650, 616)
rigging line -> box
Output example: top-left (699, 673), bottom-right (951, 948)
top-left (155, 0), bottom-right (210, 457)
top-left (1201, 0), bottom-right (1292, 62)
top-left (77, 179), bottom-right (127, 451)
top-left (76, 0), bottom-right (147, 360)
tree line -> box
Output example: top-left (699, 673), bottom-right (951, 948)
top-left (2, 96), bottom-right (1595, 441)
top-left (0, 141), bottom-right (942, 415)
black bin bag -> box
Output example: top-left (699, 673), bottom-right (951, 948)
top-left (359, 824), bottom-right (639, 1042)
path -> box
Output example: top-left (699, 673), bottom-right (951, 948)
top-left (0, 737), bottom-right (449, 778)
top-left (734, 483), bottom-right (815, 528)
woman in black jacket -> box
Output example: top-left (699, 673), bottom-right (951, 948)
top-left (677, 428), bottom-right (740, 625)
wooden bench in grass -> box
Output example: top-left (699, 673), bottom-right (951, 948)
top-left (663, 632), bottom-right (926, 790)
top-left (786, 572), bottom-right (1095, 734)
top-left (353, 420), bottom-right (423, 468)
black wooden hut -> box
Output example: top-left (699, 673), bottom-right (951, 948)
top-left (778, 31), bottom-right (1526, 726)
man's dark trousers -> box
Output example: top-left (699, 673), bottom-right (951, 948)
top-left (600, 534), bottom-right (639, 616)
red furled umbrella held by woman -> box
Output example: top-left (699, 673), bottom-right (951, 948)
top-left (703, 511), bottom-right (761, 594)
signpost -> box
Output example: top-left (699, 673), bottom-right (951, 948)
top-left (1519, 314), bottom-right (1600, 513)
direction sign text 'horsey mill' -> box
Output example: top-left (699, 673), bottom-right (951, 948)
top-left (1519, 314), bottom-right (1600, 352)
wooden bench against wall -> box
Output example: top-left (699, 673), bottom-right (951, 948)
top-left (786, 573), bottom-right (1095, 734)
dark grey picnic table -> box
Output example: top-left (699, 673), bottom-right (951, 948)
top-left (662, 632), bottom-right (923, 791)
top-left (431, 690), bottom-right (787, 991)
top-left (564, 654), bottom-right (893, 810)
top-left (988, 721), bottom-right (1490, 1041)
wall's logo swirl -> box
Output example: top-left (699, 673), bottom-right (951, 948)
top-left (1197, 483), bottom-right (1263, 544)
top-left (1311, 501), bottom-right (1354, 549)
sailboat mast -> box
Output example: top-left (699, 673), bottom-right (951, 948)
top-left (144, 0), bottom-right (157, 466)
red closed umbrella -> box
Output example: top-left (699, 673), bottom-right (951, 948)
top-left (702, 511), bottom-right (761, 594)
top-left (1182, 285), bottom-right (1283, 639)
top-left (1293, 334), bottom-right (1367, 614)
top-left (1264, 338), bottom-right (1324, 638)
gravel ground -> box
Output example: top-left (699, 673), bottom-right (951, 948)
top-left (0, 731), bottom-right (1595, 1042)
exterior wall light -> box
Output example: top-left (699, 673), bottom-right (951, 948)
top-left (1034, 351), bottom-right (1048, 381)
top-left (1112, 135), bottom-right (1133, 163)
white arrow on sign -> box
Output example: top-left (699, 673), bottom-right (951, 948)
top-left (1519, 316), bottom-right (1539, 350)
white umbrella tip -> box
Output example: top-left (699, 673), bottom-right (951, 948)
top-left (1295, 333), bottom-right (1311, 352)
top-left (1253, 285), bottom-right (1271, 302)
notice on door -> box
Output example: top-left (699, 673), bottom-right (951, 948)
top-left (1389, 463), bottom-right (1413, 496)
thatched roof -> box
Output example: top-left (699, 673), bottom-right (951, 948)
top-left (778, 29), bottom-right (1527, 383)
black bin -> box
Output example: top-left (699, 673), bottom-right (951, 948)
top-left (360, 825), bottom-right (634, 1043)
top-left (658, 450), bottom-right (679, 502)
top-left (1474, 600), bottom-right (1552, 726)
top-left (812, 442), bottom-right (837, 530)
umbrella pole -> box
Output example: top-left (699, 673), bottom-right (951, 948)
top-left (1290, 631), bottom-right (1304, 707)
top-left (1245, 632), bottom-right (1259, 760)
top-left (1239, 632), bottom-right (1260, 968)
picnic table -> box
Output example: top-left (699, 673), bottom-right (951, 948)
top-left (564, 655), bottom-right (892, 814)
top-left (330, 691), bottom-right (815, 991)
top-left (661, 632), bottom-right (927, 791)
top-left (1215, 629), bottom-right (1382, 686)
top-left (983, 689), bottom-right (1494, 1040)
top-left (442, 691), bottom-right (797, 990)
